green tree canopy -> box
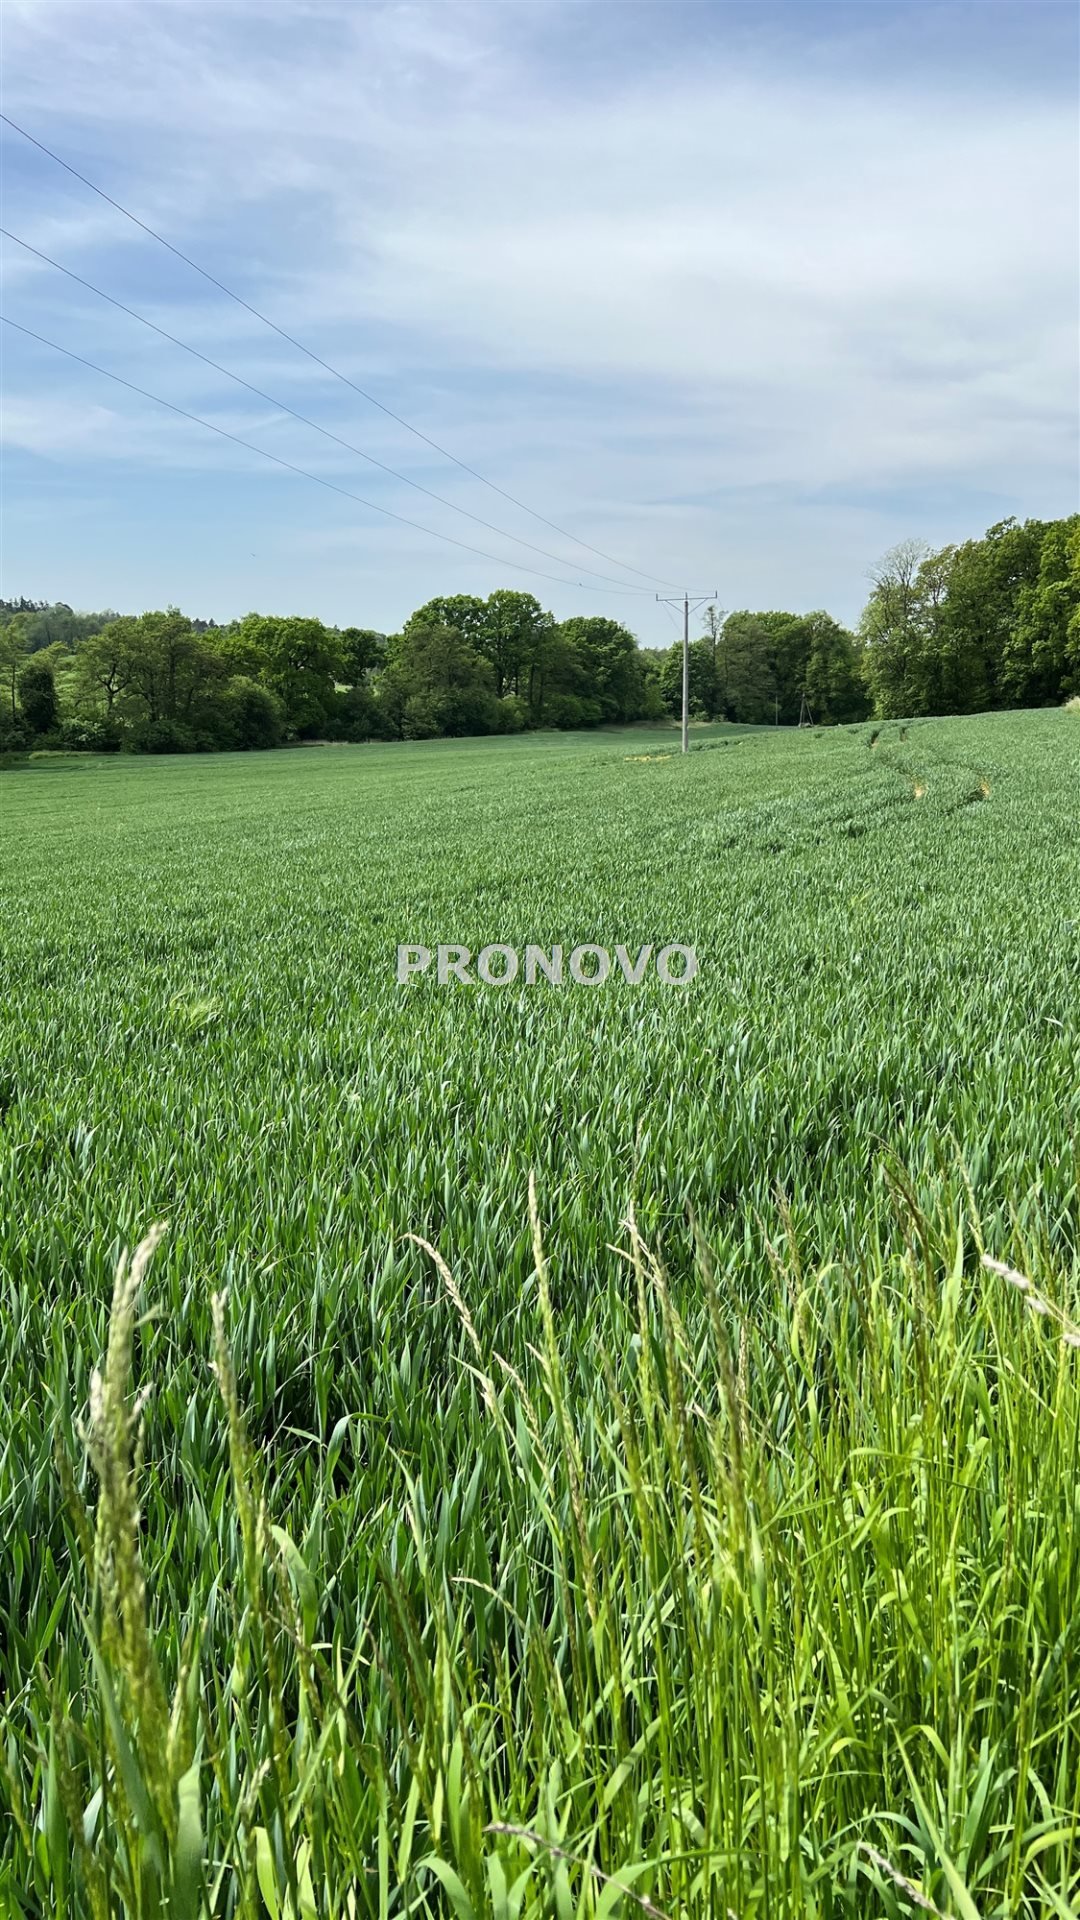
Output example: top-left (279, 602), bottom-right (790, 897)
top-left (556, 615), bottom-right (644, 722)
top-left (378, 622), bottom-right (497, 739)
top-left (858, 518), bottom-right (1076, 719)
top-left (17, 656), bottom-right (59, 736)
top-left (227, 614), bottom-right (343, 737)
top-left (5, 512), bottom-right (1075, 758)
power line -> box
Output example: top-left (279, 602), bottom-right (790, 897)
top-left (0, 110), bottom-right (682, 591)
top-left (1, 315), bottom-right (649, 595)
top-left (1, 226), bottom-right (654, 596)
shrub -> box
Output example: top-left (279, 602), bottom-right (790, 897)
top-left (131, 718), bottom-right (197, 754)
top-left (0, 710), bottom-right (29, 753)
top-left (402, 691), bottom-right (441, 739)
top-left (495, 694), bottom-right (529, 733)
top-left (324, 685), bottom-right (379, 743)
top-left (541, 692), bottom-right (587, 728)
top-left (58, 715), bottom-right (124, 753)
top-left (443, 687), bottom-right (500, 736)
top-left (216, 676), bottom-right (285, 750)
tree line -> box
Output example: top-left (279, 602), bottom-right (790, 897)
top-left (859, 515), bottom-right (1079, 716)
top-left (1, 513), bottom-right (1076, 755)
top-left (0, 593), bottom-right (670, 754)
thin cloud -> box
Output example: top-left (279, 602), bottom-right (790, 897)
top-left (1, 0), bottom-right (1075, 629)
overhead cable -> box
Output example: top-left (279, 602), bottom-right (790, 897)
top-left (1, 315), bottom-right (649, 595)
top-left (1, 111), bottom-right (682, 590)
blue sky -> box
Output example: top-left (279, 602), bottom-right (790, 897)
top-left (1, 0), bottom-right (1076, 643)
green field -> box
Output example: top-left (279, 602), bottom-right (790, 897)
top-left (1, 712), bottom-right (1078, 1917)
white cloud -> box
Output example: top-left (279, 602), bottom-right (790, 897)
top-left (0, 0), bottom-right (1075, 630)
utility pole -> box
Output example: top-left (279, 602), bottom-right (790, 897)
top-left (656, 589), bottom-right (719, 753)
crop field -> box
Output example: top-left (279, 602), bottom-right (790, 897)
top-left (1, 710), bottom-right (1079, 1918)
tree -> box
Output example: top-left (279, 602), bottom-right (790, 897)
top-left (857, 518), bottom-right (1072, 718)
top-left (479, 591), bottom-right (552, 700)
top-left (692, 606), bottom-right (731, 718)
top-left (800, 612), bottom-right (868, 723)
top-left (215, 677), bottom-right (284, 750)
top-left (377, 623), bottom-right (498, 739)
top-left (22, 602), bottom-right (72, 650)
top-left (69, 617), bottom-right (139, 719)
top-left (402, 592), bottom-right (553, 705)
top-left (519, 618), bottom-right (578, 723)
top-left (936, 519), bottom-right (1044, 712)
top-left (556, 615), bottom-right (643, 721)
top-left (404, 596), bottom-right (487, 648)
top-left (69, 609), bottom-right (236, 749)
top-left (658, 636), bottom-right (721, 719)
top-left (1000, 516), bottom-right (1080, 704)
top-left (119, 609), bottom-right (193, 725)
top-left (339, 628), bottom-right (386, 687)
top-left (858, 539), bottom-right (934, 718)
top-left (227, 614), bottom-right (343, 737)
top-left (0, 616), bottom-right (30, 724)
top-left (716, 613), bottom-right (776, 724)
top-left (10, 515), bottom-right (1072, 757)
top-left (18, 656), bottom-right (58, 736)
top-left (637, 648), bottom-right (668, 720)
top-left (1069, 519), bottom-right (1080, 678)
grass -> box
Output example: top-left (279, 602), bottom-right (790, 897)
top-left (0, 711), bottom-right (1078, 1916)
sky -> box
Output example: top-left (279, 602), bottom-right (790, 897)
top-left (1, 0), bottom-right (1077, 645)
